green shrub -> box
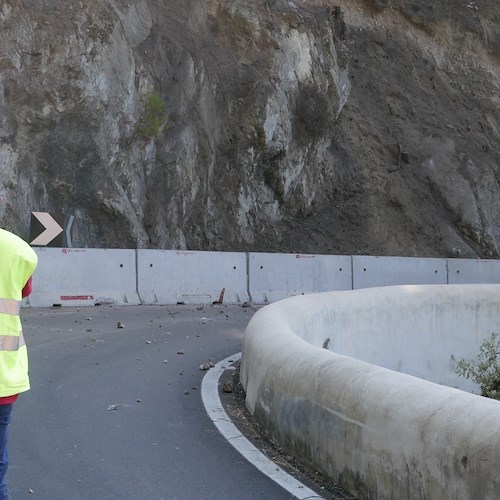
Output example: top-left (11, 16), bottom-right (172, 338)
top-left (138, 93), bottom-right (167, 138)
top-left (452, 332), bottom-right (500, 400)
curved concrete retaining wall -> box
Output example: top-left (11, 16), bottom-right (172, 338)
top-left (240, 285), bottom-right (500, 499)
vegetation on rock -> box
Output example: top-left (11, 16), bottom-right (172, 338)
top-left (452, 333), bottom-right (500, 400)
top-left (138, 93), bottom-right (167, 138)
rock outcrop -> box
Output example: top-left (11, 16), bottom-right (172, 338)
top-left (0, 0), bottom-right (498, 257)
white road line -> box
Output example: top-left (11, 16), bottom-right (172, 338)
top-left (201, 352), bottom-right (324, 500)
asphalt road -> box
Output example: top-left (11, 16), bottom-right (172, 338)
top-left (8, 304), bottom-right (296, 500)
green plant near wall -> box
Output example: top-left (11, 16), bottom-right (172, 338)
top-left (138, 93), bottom-right (167, 138)
top-left (451, 332), bottom-right (500, 400)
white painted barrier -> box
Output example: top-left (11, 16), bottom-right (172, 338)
top-left (448, 258), bottom-right (500, 284)
top-left (137, 249), bottom-right (248, 304)
top-left (248, 252), bottom-right (352, 303)
top-left (22, 247), bottom-right (500, 308)
top-left (29, 248), bottom-right (140, 307)
top-left (353, 255), bottom-right (447, 288)
top-left (241, 285), bottom-right (500, 500)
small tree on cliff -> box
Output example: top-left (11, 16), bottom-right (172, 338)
top-left (138, 92), bottom-right (167, 138)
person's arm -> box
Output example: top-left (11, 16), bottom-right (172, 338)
top-left (22, 276), bottom-right (33, 298)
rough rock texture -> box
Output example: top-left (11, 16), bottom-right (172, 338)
top-left (0, 0), bottom-right (498, 257)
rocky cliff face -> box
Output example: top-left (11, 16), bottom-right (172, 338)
top-left (0, 0), bottom-right (498, 257)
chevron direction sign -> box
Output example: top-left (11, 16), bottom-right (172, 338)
top-left (30, 212), bottom-right (64, 247)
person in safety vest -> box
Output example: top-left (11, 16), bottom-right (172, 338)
top-left (0, 228), bottom-right (38, 500)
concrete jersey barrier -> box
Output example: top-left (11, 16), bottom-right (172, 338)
top-left (240, 284), bottom-right (500, 499)
top-left (352, 255), bottom-right (447, 289)
top-left (248, 252), bottom-right (352, 303)
top-left (28, 248), bottom-right (140, 307)
top-left (137, 249), bottom-right (248, 304)
top-left (21, 247), bottom-right (500, 307)
top-left (447, 258), bottom-right (500, 284)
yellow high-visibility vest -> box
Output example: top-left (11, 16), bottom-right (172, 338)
top-left (0, 229), bottom-right (38, 397)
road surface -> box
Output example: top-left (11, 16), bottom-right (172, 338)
top-left (8, 304), bottom-right (307, 500)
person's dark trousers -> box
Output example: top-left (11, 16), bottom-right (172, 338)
top-left (0, 404), bottom-right (13, 500)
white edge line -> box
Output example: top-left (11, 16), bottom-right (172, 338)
top-left (201, 352), bottom-right (324, 500)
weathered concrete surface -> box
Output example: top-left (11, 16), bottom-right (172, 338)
top-left (241, 284), bottom-right (500, 499)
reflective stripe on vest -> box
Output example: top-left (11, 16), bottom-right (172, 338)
top-left (0, 298), bottom-right (21, 316)
top-left (0, 332), bottom-right (25, 351)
